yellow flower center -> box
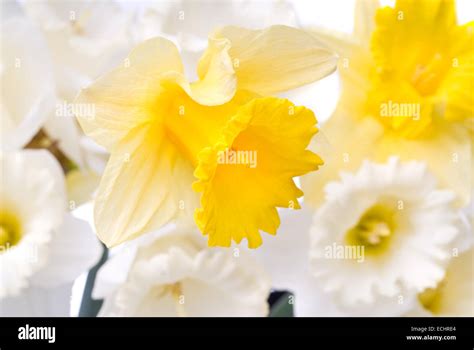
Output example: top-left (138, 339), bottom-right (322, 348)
top-left (0, 209), bottom-right (22, 251)
top-left (157, 85), bottom-right (256, 167)
top-left (410, 52), bottom-right (450, 97)
top-left (152, 282), bottom-right (186, 317)
top-left (345, 203), bottom-right (396, 256)
top-left (418, 279), bottom-right (446, 315)
top-left (367, 0), bottom-right (473, 138)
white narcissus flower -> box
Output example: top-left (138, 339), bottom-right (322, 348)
top-left (21, 0), bottom-right (132, 170)
top-left (0, 150), bottom-right (102, 316)
top-left (252, 160), bottom-right (473, 317)
top-left (22, 0), bottom-right (133, 101)
top-left (1, 2), bottom-right (114, 209)
top-left (308, 157), bottom-right (468, 315)
top-left (0, 14), bottom-right (56, 151)
top-left (94, 225), bottom-right (271, 317)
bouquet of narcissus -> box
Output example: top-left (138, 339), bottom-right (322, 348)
top-left (1, 0), bottom-right (472, 318)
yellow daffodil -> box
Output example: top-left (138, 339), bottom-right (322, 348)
top-left (76, 25), bottom-right (337, 248)
top-left (303, 0), bottom-right (473, 206)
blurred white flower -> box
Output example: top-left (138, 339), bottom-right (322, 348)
top-left (64, 138), bottom-right (109, 207)
top-left (0, 15), bottom-right (56, 150)
top-left (249, 206), bottom-right (346, 316)
top-left (408, 246), bottom-right (474, 317)
top-left (79, 137), bottom-right (109, 175)
top-left (0, 150), bottom-right (102, 315)
top-left (20, 0), bottom-right (131, 170)
top-left (94, 224), bottom-right (271, 317)
top-left (1, 0), bottom-right (115, 190)
top-left (134, 0), bottom-right (298, 48)
top-left (308, 157), bottom-right (468, 315)
top-left (255, 158), bottom-right (471, 316)
top-left (23, 0), bottom-right (133, 101)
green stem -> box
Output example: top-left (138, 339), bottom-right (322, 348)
top-left (79, 244), bottom-right (108, 317)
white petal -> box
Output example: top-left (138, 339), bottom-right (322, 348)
top-left (43, 113), bottom-right (85, 168)
top-left (155, 0), bottom-right (298, 52)
top-left (1, 17), bottom-right (55, 150)
top-left (96, 227), bottom-right (271, 317)
top-left (23, 0), bottom-right (134, 100)
top-left (1, 150), bottom-right (66, 231)
top-left (250, 205), bottom-right (313, 292)
top-left (293, 272), bottom-right (348, 317)
top-left (92, 245), bottom-right (136, 300)
top-left (80, 136), bottom-right (109, 175)
top-left (0, 150), bottom-right (66, 297)
top-left (31, 214), bottom-right (103, 289)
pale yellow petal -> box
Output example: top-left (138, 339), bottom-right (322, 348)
top-left (75, 37), bottom-right (184, 150)
top-left (439, 21), bottom-right (474, 122)
top-left (307, 26), bottom-right (357, 59)
top-left (187, 37), bottom-right (237, 106)
top-left (94, 125), bottom-right (197, 247)
top-left (374, 119), bottom-right (472, 206)
top-left (302, 108), bottom-right (472, 208)
top-left (354, 0), bottom-right (380, 45)
top-left (198, 25), bottom-right (337, 96)
top-left (301, 109), bottom-right (384, 208)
